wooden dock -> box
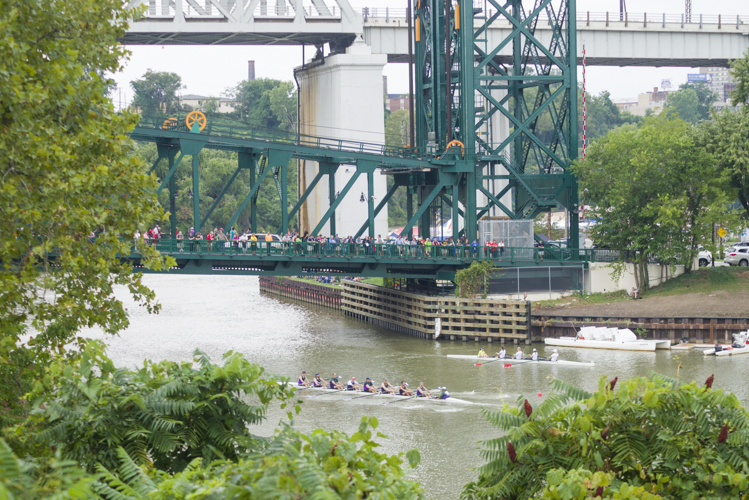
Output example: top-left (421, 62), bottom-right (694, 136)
top-left (341, 281), bottom-right (530, 343)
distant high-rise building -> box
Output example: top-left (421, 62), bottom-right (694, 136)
top-left (248, 60), bottom-right (256, 81)
top-left (699, 66), bottom-right (733, 102)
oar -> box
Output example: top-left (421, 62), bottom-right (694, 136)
top-left (382, 395), bottom-right (417, 406)
top-left (308, 388), bottom-right (347, 398)
top-left (344, 391), bottom-right (380, 401)
top-left (475, 356), bottom-right (506, 366)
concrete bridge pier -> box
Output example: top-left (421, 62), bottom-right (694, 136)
top-left (296, 41), bottom-right (389, 238)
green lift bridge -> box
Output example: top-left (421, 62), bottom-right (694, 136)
top-left (131, 0), bottom-right (582, 278)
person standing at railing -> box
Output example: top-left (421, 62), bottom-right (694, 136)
top-left (376, 234), bottom-right (383, 257)
top-left (188, 231), bottom-right (195, 253)
top-left (250, 233), bottom-right (258, 254)
top-left (265, 232), bottom-right (273, 255)
top-left (216, 228), bottom-right (228, 254)
top-left (424, 238), bottom-right (432, 257)
top-left (498, 239), bottom-right (505, 258)
top-left (471, 239), bottom-right (478, 258)
top-left (281, 232), bottom-right (290, 255)
top-left (195, 231), bottom-right (203, 252)
top-left (177, 230), bottom-right (184, 252)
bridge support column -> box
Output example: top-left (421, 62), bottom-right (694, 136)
top-left (296, 41), bottom-right (388, 238)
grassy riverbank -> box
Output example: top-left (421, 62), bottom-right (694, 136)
top-left (536, 267), bottom-right (749, 317)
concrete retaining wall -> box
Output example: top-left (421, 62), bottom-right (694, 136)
top-left (585, 262), bottom-right (687, 294)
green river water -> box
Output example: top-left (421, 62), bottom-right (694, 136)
top-left (84, 275), bottom-right (749, 500)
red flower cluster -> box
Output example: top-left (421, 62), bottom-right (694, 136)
top-left (524, 399), bottom-right (533, 418)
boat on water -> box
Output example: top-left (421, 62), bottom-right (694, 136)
top-left (704, 331), bottom-right (749, 357)
top-left (544, 327), bottom-right (671, 351)
top-left (446, 354), bottom-right (594, 367)
top-left (283, 385), bottom-right (474, 405)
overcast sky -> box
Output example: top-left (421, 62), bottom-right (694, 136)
top-left (112, 0), bottom-right (746, 107)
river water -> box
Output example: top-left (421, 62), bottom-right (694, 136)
top-left (83, 275), bottom-right (749, 500)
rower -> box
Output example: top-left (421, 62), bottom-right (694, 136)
top-left (496, 347), bottom-right (507, 359)
top-left (514, 347), bottom-right (524, 360)
top-left (380, 378), bottom-right (396, 394)
top-left (399, 381), bottom-right (414, 396)
top-left (312, 373), bottom-right (327, 387)
top-left (714, 343), bottom-right (723, 353)
top-left (478, 347), bottom-right (488, 358)
top-left (549, 349), bottom-right (559, 362)
top-left (416, 382), bottom-right (432, 398)
top-left (362, 377), bottom-right (376, 393)
top-left (531, 349), bottom-right (538, 361)
top-left (298, 371), bottom-right (311, 386)
top-left (347, 376), bottom-right (362, 391)
top-left (329, 373), bottom-right (344, 390)
top-left (438, 387), bottom-right (451, 400)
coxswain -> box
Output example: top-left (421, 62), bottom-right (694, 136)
top-left (329, 373), bottom-right (344, 390)
top-left (549, 349), bottom-right (559, 362)
top-left (298, 371), bottom-right (311, 386)
top-left (514, 347), bottom-right (524, 360)
top-left (346, 376), bottom-right (362, 391)
top-left (531, 349), bottom-right (538, 361)
top-left (398, 381), bottom-right (414, 396)
top-left (478, 347), bottom-right (488, 358)
top-left (496, 347), bottom-right (507, 359)
top-left (362, 377), bottom-right (376, 393)
top-left (416, 382), bottom-right (432, 398)
top-left (438, 387), bottom-right (451, 400)
top-left (312, 373), bottom-right (327, 387)
top-left (380, 378), bottom-right (396, 394)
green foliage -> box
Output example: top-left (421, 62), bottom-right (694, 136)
top-left (0, 438), bottom-right (96, 500)
top-left (229, 78), bottom-right (297, 131)
top-left (0, 0), bottom-right (172, 424)
top-left (573, 115), bottom-right (734, 288)
top-left (463, 373), bottom-right (749, 500)
top-left (385, 109), bottom-right (411, 226)
top-left (18, 341), bottom-right (295, 474)
top-left (729, 49), bottom-right (749, 106)
top-left (705, 51), bottom-right (749, 219)
top-left (664, 82), bottom-right (717, 124)
top-left (454, 261), bottom-right (494, 298)
top-left (94, 417), bottom-right (425, 500)
top-left (130, 69), bottom-right (184, 116)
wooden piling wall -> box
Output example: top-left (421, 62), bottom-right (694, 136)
top-left (258, 277), bottom-right (341, 309)
top-left (532, 314), bottom-right (749, 343)
top-left (341, 281), bottom-right (531, 343)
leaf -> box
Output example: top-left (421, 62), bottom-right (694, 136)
top-left (406, 449), bottom-right (421, 468)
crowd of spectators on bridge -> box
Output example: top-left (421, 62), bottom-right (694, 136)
top-left (134, 226), bottom-right (509, 259)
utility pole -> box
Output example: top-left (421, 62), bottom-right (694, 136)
top-left (619, 0), bottom-right (626, 21)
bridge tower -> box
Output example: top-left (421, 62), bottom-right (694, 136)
top-left (411, 0), bottom-right (580, 246)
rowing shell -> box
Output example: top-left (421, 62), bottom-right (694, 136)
top-left (446, 354), bottom-right (595, 367)
top-left (284, 385), bottom-right (474, 404)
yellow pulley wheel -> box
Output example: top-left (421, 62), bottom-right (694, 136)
top-left (185, 111), bottom-right (207, 131)
top-left (162, 117), bottom-right (178, 130)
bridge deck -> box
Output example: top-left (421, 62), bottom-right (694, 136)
top-left (132, 239), bottom-right (609, 278)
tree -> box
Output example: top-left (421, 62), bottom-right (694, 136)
top-left (663, 87), bottom-right (701, 124)
top-left (706, 50), bottom-right (749, 220)
top-left (130, 69), bottom-right (183, 116)
top-left (462, 373), bottom-right (749, 500)
top-left (0, 0), bottom-right (171, 426)
top-left (572, 115), bottom-right (733, 289)
top-left (20, 341), bottom-right (295, 473)
top-left (454, 261), bottom-right (494, 298)
top-left (229, 78), bottom-right (295, 130)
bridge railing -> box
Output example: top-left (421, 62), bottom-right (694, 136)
top-left (361, 8), bottom-right (749, 27)
top-left (135, 113), bottom-right (439, 160)
top-left (128, 238), bottom-right (618, 264)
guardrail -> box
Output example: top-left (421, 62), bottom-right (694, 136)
top-left (135, 114), bottom-right (438, 160)
top-left (128, 238), bottom-right (635, 265)
top-left (361, 8), bottom-right (748, 28)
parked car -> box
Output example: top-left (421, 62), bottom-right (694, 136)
top-left (698, 249), bottom-right (712, 267)
top-left (725, 247), bottom-right (749, 267)
top-left (724, 242), bottom-right (749, 259)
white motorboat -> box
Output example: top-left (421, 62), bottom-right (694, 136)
top-left (704, 331), bottom-right (749, 357)
top-left (446, 354), bottom-right (594, 367)
top-left (544, 327), bottom-right (671, 351)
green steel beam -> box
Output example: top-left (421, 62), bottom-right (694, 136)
top-left (156, 151), bottom-right (185, 194)
top-left (401, 182), bottom-right (445, 239)
top-left (281, 170), bottom-right (325, 233)
top-left (354, 182), bottom-right (398, 239)
top-left (226, 158), bottom-right (275, 230)
top-left (311, 163), bottom-right (368, 236)
top-left (200, 163), bottom-right (243, 228)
